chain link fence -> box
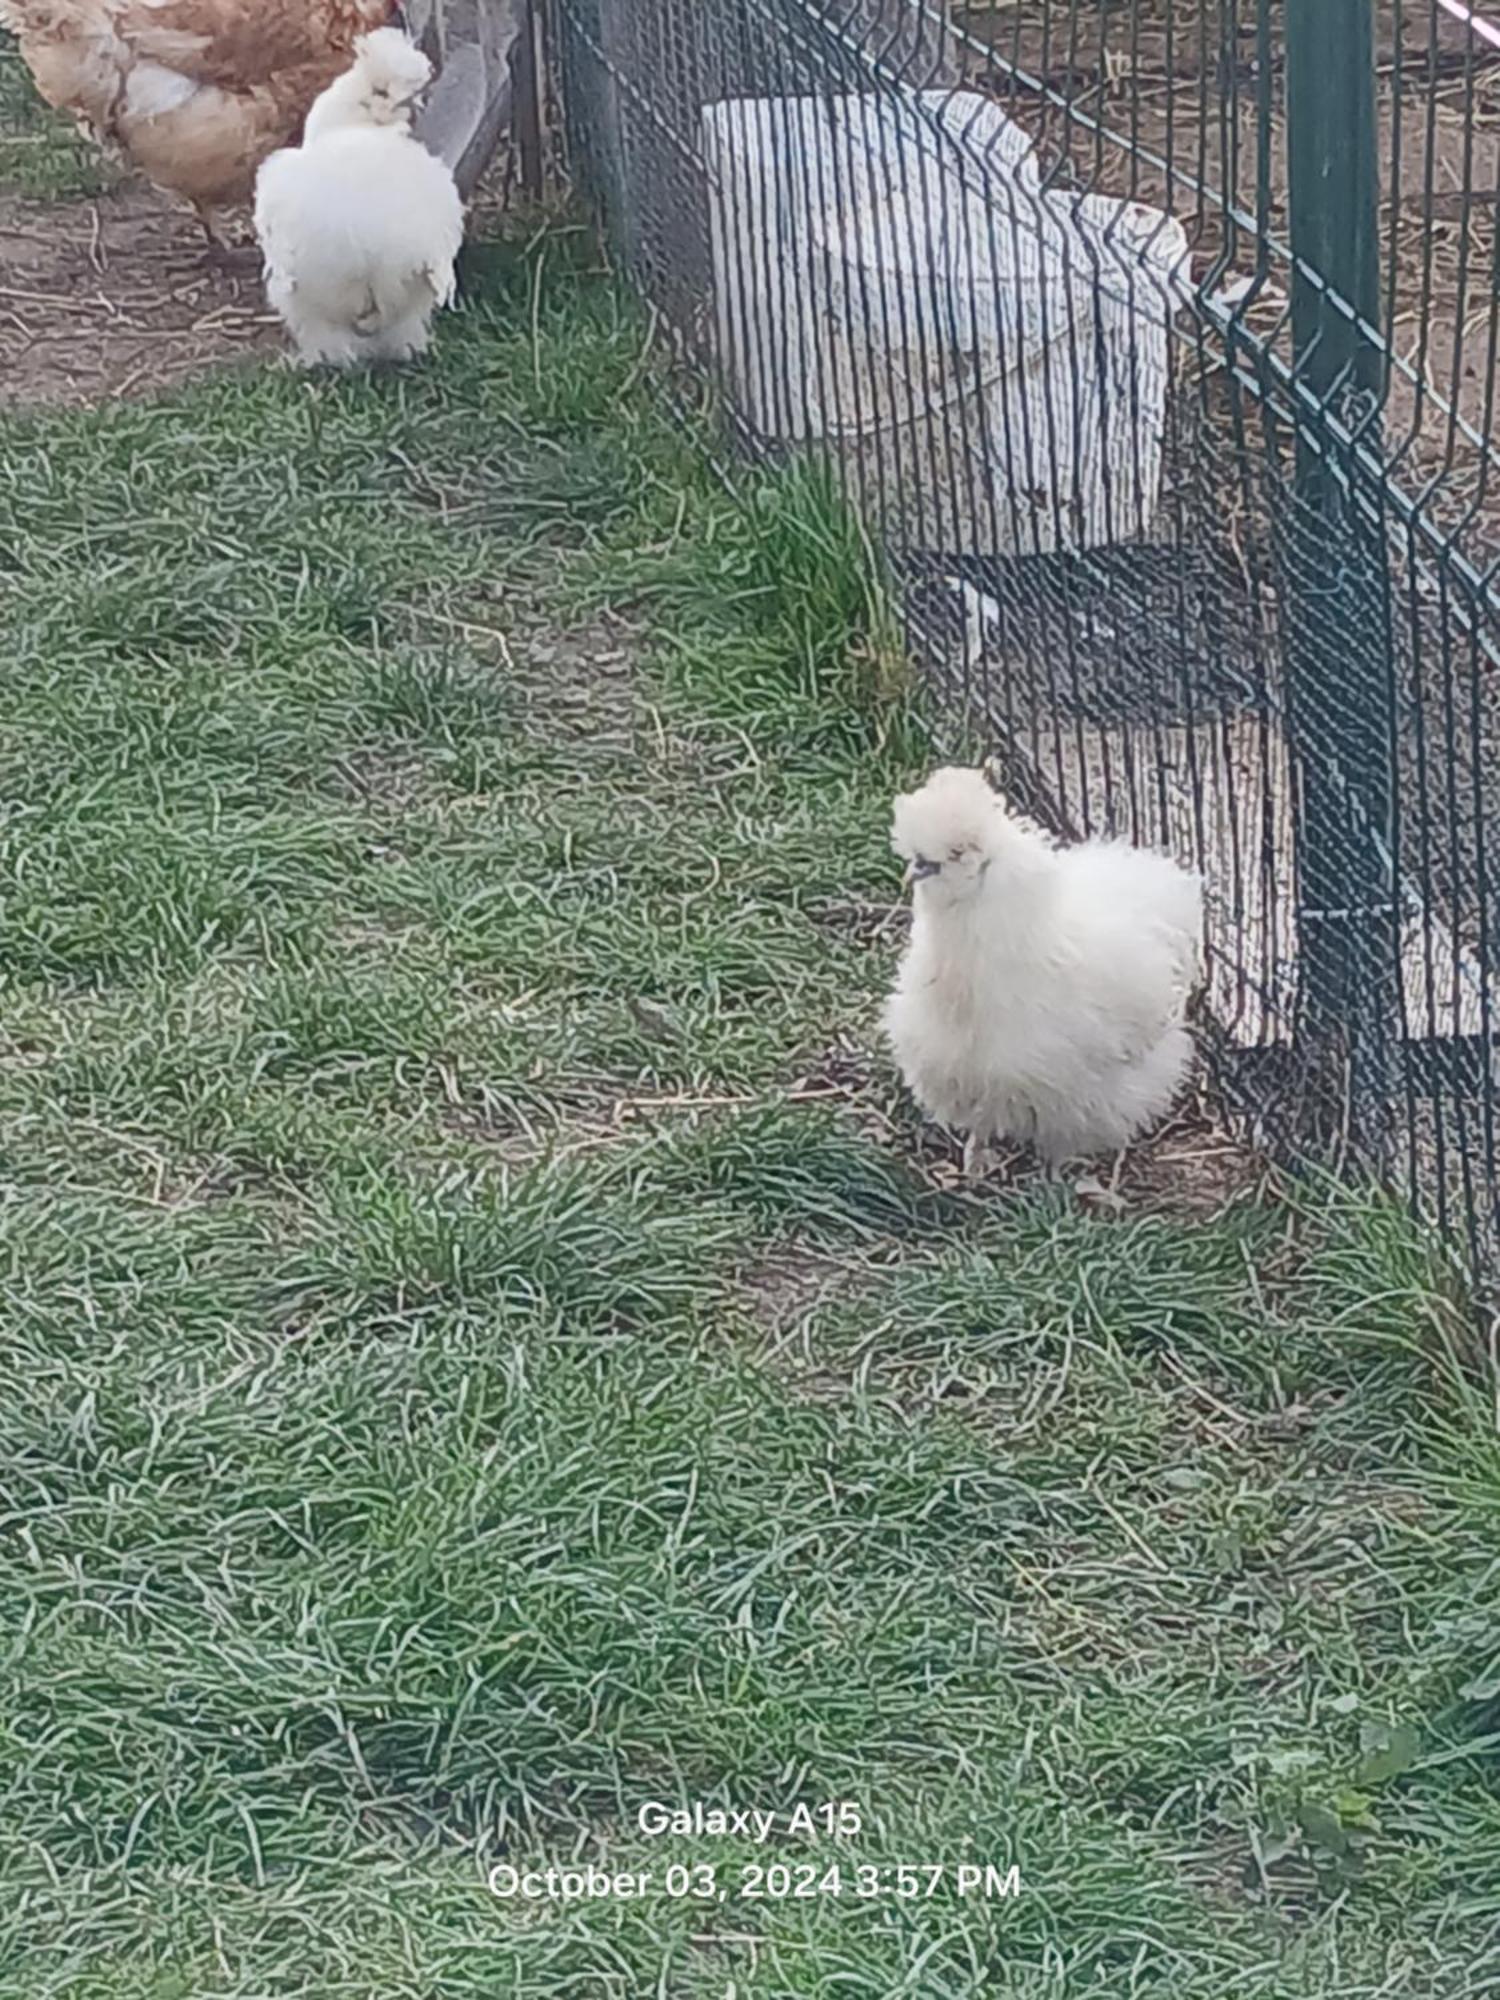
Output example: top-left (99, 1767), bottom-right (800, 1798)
top-left (550, 0), bottom-right (1500, 1274)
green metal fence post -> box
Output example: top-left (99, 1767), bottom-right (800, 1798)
top-left (514, 0), bottom-right (545, 202)
top-left (1283, 0), bottom-right (1398, 1156)
top-left (585, 0), bottom-right (638, 273)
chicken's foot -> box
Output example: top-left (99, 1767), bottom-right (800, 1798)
top-left (193, 206), bottom-right (260, 273)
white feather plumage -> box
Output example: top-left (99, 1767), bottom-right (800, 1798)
top-left (254, 30), bottom-right (463, 368)
top-left (884, 767), bottom-right (1204, 1168)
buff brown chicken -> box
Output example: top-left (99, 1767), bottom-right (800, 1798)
top-left (0, 0), bottom-right (403, 245)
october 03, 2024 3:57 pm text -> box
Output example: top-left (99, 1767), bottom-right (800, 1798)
top-left (485, 1801), bottom-right (1024, 1905)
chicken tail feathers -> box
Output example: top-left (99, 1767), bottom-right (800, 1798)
top-left (427, 260), bottom-right (456, 311)
top-left (1, 0), bottom-right (133, 131)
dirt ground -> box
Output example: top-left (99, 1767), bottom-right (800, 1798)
top-left (957, 0), bottom-right (1500, 546)
top-left (0, 181), bottom-right (275, 409)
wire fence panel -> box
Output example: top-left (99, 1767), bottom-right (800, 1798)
top-left (552, 0), bottom-right (1500, 1274)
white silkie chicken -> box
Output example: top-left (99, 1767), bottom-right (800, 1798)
top-left (884, 767), bottom-right (1204, 1178)
top-left (254, 28), bottom-right (462, 367)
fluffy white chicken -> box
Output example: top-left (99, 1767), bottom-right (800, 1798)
top-left (884, 767), bottom-right (1203, 1175)
top-left (253, 29), bottom-right (462, 368)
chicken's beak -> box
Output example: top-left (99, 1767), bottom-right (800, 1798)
top-left (903, 858), bottom-right (940, 890)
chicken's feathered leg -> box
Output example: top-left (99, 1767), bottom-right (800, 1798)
top-left (192, 200), bottom-right (260, 271)
top-left (192, 201), bottom-right (229, 249)
top-left (1072, 1149), bottom-right (1130, 1214)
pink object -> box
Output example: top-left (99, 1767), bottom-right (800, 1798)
top-left (1434, 0), bottom-right (1500, 54)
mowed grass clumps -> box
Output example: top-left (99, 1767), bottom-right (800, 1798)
top-left (2, 224), bottom-right (1500, 2000)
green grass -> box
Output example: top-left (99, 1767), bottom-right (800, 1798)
top-left (2, 213), bottom-right (1500, 1995)
top-left (0, 31), bottom-right (113, 200)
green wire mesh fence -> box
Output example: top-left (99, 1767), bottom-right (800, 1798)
top-left (551, 0), bottom-right (1500, 1274)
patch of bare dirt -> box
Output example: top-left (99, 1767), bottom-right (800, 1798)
top-left (738, 1247), bottom-right (868, 1335)
top-left (802, 1019), bottom-right (1268, 1222)
top-left (891, 1079), bottom-right (1269, 1221)
top-left (1108, 1089), bottom-right (1273, 1219)
top-left (0, 181), bottom-right (275, 408)
top-left (325, 747), bottom-right (436, 809)
top-left (961, 0), bottom-right (1500, 556)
